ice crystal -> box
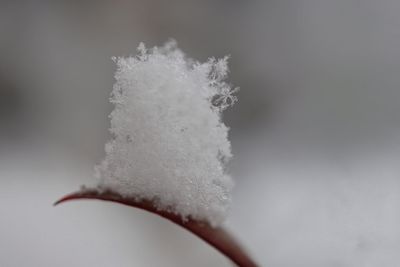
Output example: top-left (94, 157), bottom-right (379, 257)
top-left (95, 40), bottom-right (237, 226)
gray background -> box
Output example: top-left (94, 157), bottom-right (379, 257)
top-left (1, 1), bottom-right (400, 266)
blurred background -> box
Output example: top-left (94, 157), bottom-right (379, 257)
top-left (2, 0), bottom-right (400, 266)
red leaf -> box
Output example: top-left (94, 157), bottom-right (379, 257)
top-left (54, 189), bottom-right (258, 267)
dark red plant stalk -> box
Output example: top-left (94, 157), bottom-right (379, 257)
top-left (54, 188), bottom-right (258, 267)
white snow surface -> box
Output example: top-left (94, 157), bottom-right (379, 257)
top-left (94, 40), bottom-right (237, 227)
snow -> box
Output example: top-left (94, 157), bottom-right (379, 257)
top-left (94, 40), bottom-right (237, 227)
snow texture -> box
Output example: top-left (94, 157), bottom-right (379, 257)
top-left (94, 40), bottom-right (237, 227)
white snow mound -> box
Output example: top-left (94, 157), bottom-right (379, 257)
top-left (95, 40), bottom-right (237, 227)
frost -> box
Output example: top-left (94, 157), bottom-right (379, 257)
top-left (94, 40), bottom-right (237, 227)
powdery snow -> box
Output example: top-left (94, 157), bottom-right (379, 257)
top-left (94, 40), bottom-right (237, 227)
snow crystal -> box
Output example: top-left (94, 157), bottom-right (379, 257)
top-left (95, 40), bottom-right (237, 227)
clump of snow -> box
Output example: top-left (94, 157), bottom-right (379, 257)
top-left (94, 40), bottom-right (237, 227)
